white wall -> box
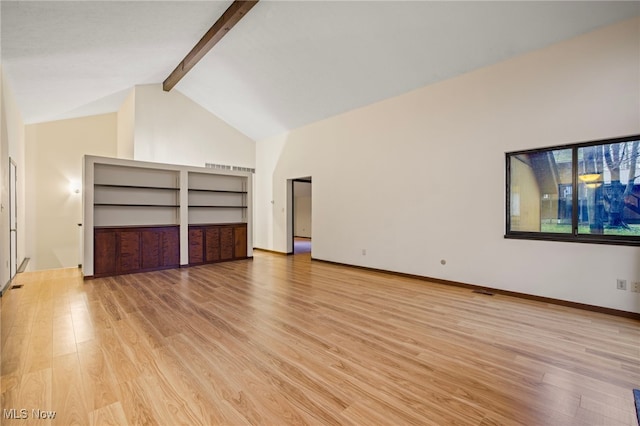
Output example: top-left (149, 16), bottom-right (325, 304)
top-left (133, 84), bottom-right (255, 168)
top-left (26, 113), bottom-right (117, 270)
top-left (0, 67), bottom-right (26, 291)
top-left (255, 18), bottom-right (640, 313)
top-left (256, 136), bottom-right (287, 250)
top-left (117, 88), bottom-right (135, 160)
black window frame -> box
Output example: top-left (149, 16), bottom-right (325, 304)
top-left (505, 134), bottom-right (640, 247)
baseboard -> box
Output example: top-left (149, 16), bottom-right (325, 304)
top-left (0, 280), bottom-right (10, 297)
top-left (0, 258), bottom-right (30, 296)
top-left (17, 257), bottom-right (30, 273)
top-left (311, 257), bottom-right (640, 321)
top-left (253, 247), bottom-right (293, 256)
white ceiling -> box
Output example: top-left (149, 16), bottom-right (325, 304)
top-left (2, 1), bottom-right (639, 141)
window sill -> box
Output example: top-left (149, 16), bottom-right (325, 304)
top-left (504, 233), bottom-right (640, 247)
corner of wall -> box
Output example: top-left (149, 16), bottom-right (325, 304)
top-left (117, 87), bottom-right (136, 160)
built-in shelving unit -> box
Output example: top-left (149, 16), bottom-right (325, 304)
top-left (83, 156), bottom-right (253, 278)
top-left (187, 171), bottom-right (248, 225)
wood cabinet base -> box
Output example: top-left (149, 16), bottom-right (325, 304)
top-left (189, 223), bottom-right (248, 265)
top-left (94, 225), bottom-right (180, 278)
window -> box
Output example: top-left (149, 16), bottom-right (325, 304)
top-left (506, 135), bottom-right (640, 245)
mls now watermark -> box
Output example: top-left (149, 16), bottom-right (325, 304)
top-left (3, 408), bottom-right (57, 420)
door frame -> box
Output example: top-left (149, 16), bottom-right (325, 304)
top-left (289, 177), bottom-right (312, 254)
top-left (9, 158), bottom-right (18, 280)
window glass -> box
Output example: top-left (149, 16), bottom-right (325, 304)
top-left (577, 142), bottom-right (640, 236)
top-left (509, 149), bottom-right (572, 233)
top-left (506, 135), bottom-right (640, 245)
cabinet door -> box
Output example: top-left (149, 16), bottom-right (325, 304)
top-left (205, 227), bottom-right (221, 262)
top-left (141, 230), bottom-right (161, 270)
top-left (234, 224), bottom-right (247, 258)
top-left (220, 226), bottom-right (234, 260)
top-left (118, 231), bottom-right (141, 273)
top-left (162, 228), bottom-right (180, 267)
top-left (189, 228), bottom-right (204, 264)
top-left (94, 230), bottom-right (117, 276)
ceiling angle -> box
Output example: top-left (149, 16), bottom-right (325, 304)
top-left (163, 0), bottom-right (259, 92)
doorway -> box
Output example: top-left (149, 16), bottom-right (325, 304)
top-left (292, 178), bottom-right (312, 254)
top-left (9, 158), bottom-right (17, 280)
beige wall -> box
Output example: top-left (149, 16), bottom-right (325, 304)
top-left (117, 89), bottom-right (135, 160)
top-left (255, 18), bottom-right (640, 313)
top-left (26, 113), bottom-right (117, 270)
top-left (133, 84), bottom-right (255, 168)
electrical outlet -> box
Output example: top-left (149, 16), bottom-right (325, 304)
top-left (632, 282), bottom-right (640, 293)
top-left (361, 249), bottom-right (366, 256)
top-left (616, 279), bottom-right (627, 290)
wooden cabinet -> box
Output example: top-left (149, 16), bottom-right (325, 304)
top-left (188, 223), bottom-right (248, 265)
top-left (234, 224), bottom-right (247, 258)
top-left (94, 230), bottom-right (117, 276)
top-left (161, 229), bottom-right (180, 267)
top-left (94, 226), bottom-right (179, 277)
top-left (188, 228), bottom-right (204, 264)
top-left (118, 231), bottom-right (141, 273)
top-left (94, 223), bottom-right (246, 277)
top-left (141, 230), bottom-right (161, 270)
top-left (220, 226), bottom-right (234, 260)
top-left (141, 228), bottom-right (180, 270)
top-left (205, 227), bottom-right (221, 262)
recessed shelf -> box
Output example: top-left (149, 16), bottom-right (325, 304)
top-left (94, 204), bottom-right (180, 207)
top-left (188, 189), bottom-right (247, 194)
top-left (189, 222), bottom-right (247, 227)
top-left (94, 224), bottom-right (179, 230)
top-left (95, 184), bottom-right (178, 191)
top-left (188, 205), bottom-right (247, 209)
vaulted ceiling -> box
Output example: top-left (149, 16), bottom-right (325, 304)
top-left (2, 1), bottom-right (638, 141)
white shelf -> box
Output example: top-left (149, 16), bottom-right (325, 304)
top-left (94, 163), bottom-right (179, 188)
top-left (188, 208), bottom-right (246, 225)
top-left (94, 205), bottom-right (179, 227)
top-left (94, 184), bottom-right (179, 208)
top-left (188, 172), bottom-right (245, 192)
top-left (188, 190), bottom-right (245, 207)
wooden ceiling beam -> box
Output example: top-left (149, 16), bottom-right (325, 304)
top-left (163, 0), bottom-right (259, 92)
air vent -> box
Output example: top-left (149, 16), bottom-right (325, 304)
top-left (205, 163), bottom-right (255, 173)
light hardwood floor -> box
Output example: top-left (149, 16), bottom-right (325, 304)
top-left (1, 252), bottom-right (639, 425)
